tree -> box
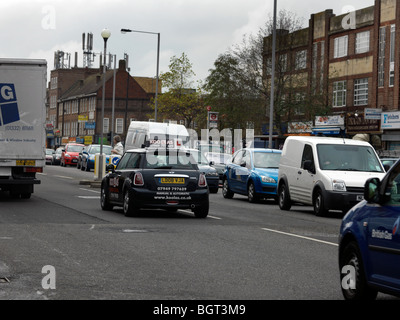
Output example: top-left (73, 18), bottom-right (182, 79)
top-left (204, 9), bottom-right (332, 137)
top-left (203, 53), bottom-right (264, 131)
top-left (152, 53), bottom-right (204, 128)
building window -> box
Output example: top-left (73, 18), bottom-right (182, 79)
top-left (103, 118), bottom-right (109, 133)
top-left (354, 78), bottom-right (368, 106)
top-left (295, 50), bottom-right (307, 70)
top-left (378, 27), bottom-right (386, 87)
top-left (355, 31), bottom-right (370, 54)
top-left (334, 35), bottom-right (348, 58)
top-left (390, 24), bottom-right (395, 87)
top-left (332, 81), bottom-right (347, 107)
top-left (279, 54), bottom-right (287, 72)
top-left (116, 118), bottom-right (124, 134)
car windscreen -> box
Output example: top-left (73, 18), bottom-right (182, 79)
top-left (67, 145), bottom-right (84, 152)
top-left (144, 150), bottom-right (198, 170)
top-left (206, 152), bottom-right (231, 164)
top-left (253, 152), bottom-right (281, 169)
top-left (190, 150), bottom-right (210, 165)
top-left (89, 146), bottom-right (112, 155)
top-left (317, 144), bottom-right (384, 172)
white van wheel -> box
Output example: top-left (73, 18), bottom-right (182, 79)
top-left (314, 190), bottom-right (328, 216)
top-left (278, 183), bottom-right (291, 210)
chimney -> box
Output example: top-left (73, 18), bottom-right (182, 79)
top-left (74, 52), bottom-right (78, 68)
top-left (119, 59), bottom-right (127, 71)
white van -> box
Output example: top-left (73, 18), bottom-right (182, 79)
top-left (278, 136), bottom-right (386, 216)
top-left (125, 121), bottom-right (190, 151)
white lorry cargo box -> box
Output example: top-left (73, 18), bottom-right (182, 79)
top-left (0, 58), bottom-right (47, 198)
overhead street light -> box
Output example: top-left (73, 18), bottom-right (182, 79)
top-left (121, 28), bottom-right (160, 122)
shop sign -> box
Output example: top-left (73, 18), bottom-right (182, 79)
top-left (382, 111), bottom-right (400, 129)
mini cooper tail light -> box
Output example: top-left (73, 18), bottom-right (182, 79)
top-left (198, 173), bottom-right (207, 187)
top-left (134, 172), bottom-right (144, 186)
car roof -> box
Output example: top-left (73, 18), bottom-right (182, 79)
top-left (285, 136), bottom-right (371, 146)
top-left (242, 148), bottom-right (282, 153)
top-left (66, 143), bottom-right (85, 146)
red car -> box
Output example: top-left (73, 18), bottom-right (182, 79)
top-left (61, 143), bottom-right (85, 166)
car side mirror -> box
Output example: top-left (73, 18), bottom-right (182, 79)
top-left (303, 160), bottom-right (315, 174)
top-left (209, 161), bottom-right (214, 166)
top-left (383, 164), bottom-right (391, 172)
top-left (364, 177), bottom-right (380, 203)
top-left (106, 164), bottom-right (115, 172)
top-left (240, 160), bottom-right (246, 167)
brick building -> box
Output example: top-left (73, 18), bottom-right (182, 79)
top-left (46, 59), bottom-right (157, 147)
top-left (263, 0), bottom-right (400, 151)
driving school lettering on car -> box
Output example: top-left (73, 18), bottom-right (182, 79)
top-left (155, 186), bottom-right (190, 200)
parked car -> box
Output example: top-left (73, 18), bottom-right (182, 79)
top-left (100, 148), bottom-right (209, 218)
top-left (339, 159), bottom-right (400, 300)
top-left (205, 151), bottom-right (232, 182)
top-left (222, 148), bottom-right (282, 203)
top-left (81, 144), bottom-right (113, 172)
top-left (278, 136), bottom-right (386, 216)
top-left (186, 148), bottom-right (219, 193)
top-left (52, 147), bottom-right (63, 165)
top-left (45, 148), bottom-right (55, 165)
top-left (61, 143), bottom-right (85, 167)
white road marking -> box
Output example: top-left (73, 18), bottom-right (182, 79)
top-left (261, 227), bottom-right (338, 247)
top-left (79, 188), bottom-right (100, 194)
top-left (77, 196), bottom-right (100, 199)
top-left (179, 209), bottom-right (221, 219)
top-left (54, 175), bottom-right (73, 179)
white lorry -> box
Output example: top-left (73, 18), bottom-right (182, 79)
top-left (0, 58), bottom-right (47, 199)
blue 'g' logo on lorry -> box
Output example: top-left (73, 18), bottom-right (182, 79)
top-left (0, 84), bottom-right (20, 126)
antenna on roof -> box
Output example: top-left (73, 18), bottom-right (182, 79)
top-left (83, 32), bottom-right (95, 68)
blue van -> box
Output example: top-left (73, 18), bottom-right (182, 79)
top-left (339, 158), bottom-right (400, 300)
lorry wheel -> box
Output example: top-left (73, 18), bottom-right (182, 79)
top-left (313, 190), bottom-right (328, 216)
top-left (278, 183), bottom-right (291, 210)
top-left (339, 241), bottom-right (377, 300)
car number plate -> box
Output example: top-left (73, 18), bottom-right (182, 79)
top-left (16, 160), bottom-right (35, 166)
top-left (160, 178), bottom-right (185, 184)
top-left (356, 195), bottom-right (364, 201)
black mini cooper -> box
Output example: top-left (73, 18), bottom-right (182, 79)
top-left (100, 148), bottom-right (209, 218)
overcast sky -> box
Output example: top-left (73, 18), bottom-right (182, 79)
top-left (0, 0), bottom-right (374, 86)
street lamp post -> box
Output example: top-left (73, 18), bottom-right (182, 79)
top-left (268, 0), bottom-right (277, 149)
top-left (98, 28), bottom-right (111, 181)
top-left (121, 28), bottom-right (160, 122)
